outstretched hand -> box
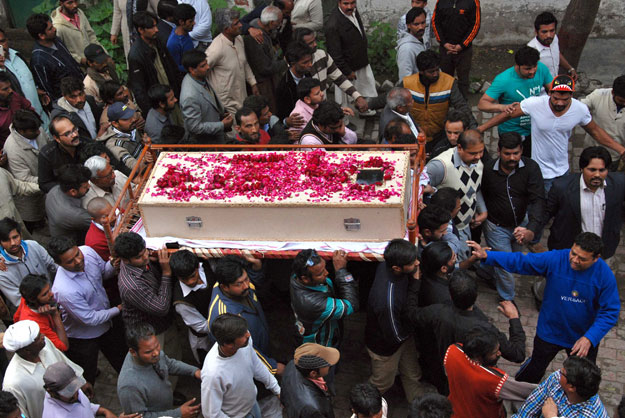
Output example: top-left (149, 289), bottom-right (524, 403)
top-left (466, 240), bottom-right (490, 260)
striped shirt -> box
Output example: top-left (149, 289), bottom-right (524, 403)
top-left (118, 261), bottom-right (174, 334)
top-left (310, 49), bottom-right (361, 102)
top-left (513, 370), bottom-right (608, 418)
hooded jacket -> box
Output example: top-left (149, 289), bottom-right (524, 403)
top-left (396, 33), bottom-right (427, 80)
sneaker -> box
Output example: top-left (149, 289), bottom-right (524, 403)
top-left (527, 242), bottom-right (547, 253)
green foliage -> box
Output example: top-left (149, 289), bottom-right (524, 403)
top-left (33, 0), bottom-right (128, 82)
top-left (367, 21), bottom-right (398, 83)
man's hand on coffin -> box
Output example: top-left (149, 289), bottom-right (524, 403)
top-left (157, 248), bottom-right (172, 277)
top-left (332, 250), bottom-right (348, 271)
top-left (242, 254), bottom-right (262, 271)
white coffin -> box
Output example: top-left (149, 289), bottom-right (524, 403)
top-left (138, 150), bottom-right (411, 241)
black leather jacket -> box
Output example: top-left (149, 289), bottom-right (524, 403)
top-left (281, 360), bottom-right (334, 418)
top-left (290, 268), bottom-right (358, 348)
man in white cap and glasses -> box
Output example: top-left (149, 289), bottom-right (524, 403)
top-left (281, 342), bottom-right (340, 418)
top-left (43, 362), bottom-right (138, 418)
top-left (1, 320), bottom-right (91, 418)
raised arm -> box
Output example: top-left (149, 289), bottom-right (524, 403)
top-left (582, 120), bottom-right (625, 155)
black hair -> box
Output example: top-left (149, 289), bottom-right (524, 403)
top-left (416, 50), bottom-right (439, 72)
top-left (60, 77), bottom-right (84, 97)
top-left (113, 232), bottom-right (146, 259)
top-left (562, 356), bottom-right (602, 401)
top-left (463, 326), bottom-right (499, 362)
top-left (613, 75), bottom-right (625, 98)
top-left (235, 107), bottom-right (256, 125)
top-left (292, 249), bottom-right (322, 278)
top-left (417, 204), bottom-right (451, 234)
top-left (243, 95), bottom-right (270, 117)
top-left (579, 146), bottom-right (611, 170)
top-left (157, 0), bottom-right (178, 20)
top-left (617, 395), bottom-right (625, 418)
top-left (457, 129), bottom-right (484, 149)
top-left (383, 238), bottom-right (417, 268)
top-left (211, 313), bottom-right (248, 345)
top-left (285, 41), bottom-right (313, 65)
top-left (160, 125), bottom-right (186, 144)
top-left (406, 7), bottom-right (426, 25)
top-left (497, 132), bottom-right (523, 151)
top-left (534, 11), bottom-right (557, 31)
top-left (514, 45), bottom-right (540, 67)
top-left (182, 49), bottom-right (207, 71)
top-left (312, 101), bottom-right (343, 127)
top-left (297, 77), bottom-right (321, 101)
top-left (58, 164), bottom-right (91, 193)
top-left (0, 72), bottom-right (11, 85)
top-left (357, 138), bottom-right (377, 145)
top-left (293, 27), bottom-right (315, 42)
top-left (421, 241), bottom-right (453, 277)
top-left (409, 393), bottom-right (453, 418)
top-left (274, 0), bottom-right (291, 11)
top-left (0, 217), bottom-right (20, 241)
top-left (448, 270), bottom-right (477, 310)
top-left (133, 11), bottom-right (158, 31)
top-left (573, 232), bottom-right (603, 258)
top-left (169, 250), bottom-right (199, 280)
top-left (444, 109), bottom-right (468, 130)
top-left (148, 84), bottom-right (173, 109)
top-left (349, 383), bottom-right (383, 417)
top-left (0, 391), bottom-right (19, 417)
top-left (19, 274), bottom-right (50, 307)
top-left (174, 3), bottom-right (196, 25)
top-left (394, 133), bottom-right (417, 145)
top-left (78, 141), bottom-right (114, 163)
top-left (126, 322), bottom-right (156, 351)
top-left (12, 109), bottom-right (42, 131)
top-left (100, 80), bottom-right (123, 105)
top-left (47, 236), bottom-right (76, 263)
top-left (430, 188), bottom-right (461, 213)
top-left (215, 255), bottom-right (248, 286)
top-left (384, 118), bottom-right (410, 143)
top-left (26, 13), bottom-right (50, 40)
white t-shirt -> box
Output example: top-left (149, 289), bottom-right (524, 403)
top-left (520, 95), bottom-right (592, 179)
top-left (528, 35), bottom-right (560, 79)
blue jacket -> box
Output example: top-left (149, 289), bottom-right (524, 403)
top-left (484, 249), bottom-right (619, 347)
top-left (207, 271), bottom-right (277, 373)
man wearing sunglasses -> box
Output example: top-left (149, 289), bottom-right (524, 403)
top-left (290, 249), bottom-right (358, 350)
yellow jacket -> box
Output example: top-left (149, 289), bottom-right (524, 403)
top-left (403, 72), bottom-right (455, 140)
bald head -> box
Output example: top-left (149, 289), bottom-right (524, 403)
top-left (87, 197), bottom-right (114, 228)
top-left (458, 129), bottom-right (484, 149)
top-left (457, 129), bottom-right (485, 165)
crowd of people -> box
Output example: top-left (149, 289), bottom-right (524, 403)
top-left (0, 0), bottom-right (623, 416)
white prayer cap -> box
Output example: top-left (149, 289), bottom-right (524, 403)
top-left (3, 320), bottom-right (40, 352)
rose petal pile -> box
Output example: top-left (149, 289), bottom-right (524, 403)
top-left (148, 150), bottom-right (404, 203)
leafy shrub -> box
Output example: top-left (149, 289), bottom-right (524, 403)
top-left (367, 21), bottom-right (398, 83)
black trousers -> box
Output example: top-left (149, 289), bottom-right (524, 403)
top-left (515, 334), bottom-right (599, 384)
top-left (66, 317), bottom-right (128, 384)
top-left (439, 45), bottom-right (473, 100)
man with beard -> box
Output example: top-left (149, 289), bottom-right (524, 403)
top-left (365, 239), bottom-right (423, 403)
top-left (231, 107), bottom-right (271, 145)
top-left (97, 102), bottom-right (151, 171)
top-left (396, 7), bottom-right (428, 80)
top-left (402, 50), bottom-right (476, 148)
top-left (51, 0), bottom-right (104, 66)
top-left (39, 115), bottom-right (84, 192)
top-left (144, 84), bottom-right (176, 144)
top-left (444, 326), bottom-right (535, 415)
top-left (480, 133), bottom-right (544, 303)
top-left (479, 75), bottom-right (625, 195)
top-left (472, 232), bottom-right (620, 384)
top-left (53, 76), bottom-right (103, 141)
top-left (527, 12), bottom-right (577, 80)
top-left (276, 41), bottom-right (314, 120)
top-left (477, 46), bottom-right (552, 157)
top-left (0, 72), bottom-right (34, 146)
top-left (44, 164), bottom-right (92, 244)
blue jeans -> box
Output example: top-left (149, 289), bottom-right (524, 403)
top-left (483, 219), bottom-right (525, 300)
top-left (245, 402), bottom-right (262, 418)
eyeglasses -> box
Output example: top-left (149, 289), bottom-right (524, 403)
top-left (60, 127), bottom-right (79, 137)
top-left (306, 249), bottom-right (319, 267)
